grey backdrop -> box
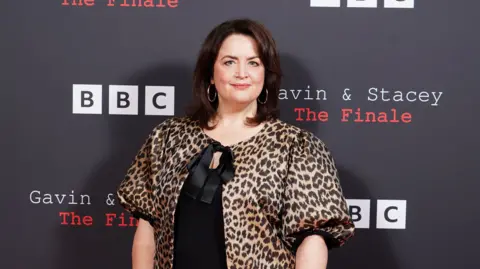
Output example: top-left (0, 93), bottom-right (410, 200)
top-left (2, 0), bottom-right (479, 268)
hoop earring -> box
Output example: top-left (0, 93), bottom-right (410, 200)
top-left (207, 85), bottom-right (217, 102)
top-left (258, 88), bottom-right (268, 104)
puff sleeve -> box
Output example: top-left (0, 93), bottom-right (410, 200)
top-left (116, 119), bottom-right (171, 225)
top-left (281, 131), bottom-right (355, 254)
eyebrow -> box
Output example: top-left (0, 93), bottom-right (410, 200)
top-left (221, 55), bottom-right (260, 60)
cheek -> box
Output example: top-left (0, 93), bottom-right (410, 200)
top-left (213, 65), bottom-right (232, 84)
top-left (251, 68), bottom-right (265, 85)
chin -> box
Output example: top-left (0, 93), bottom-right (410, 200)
top-left (226, 92), bottom-right (257, 103)
top-left (230, 97), bottom-right (257, 105)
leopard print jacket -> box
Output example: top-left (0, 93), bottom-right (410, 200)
top-left (116, 116), bottom-right (355, 269)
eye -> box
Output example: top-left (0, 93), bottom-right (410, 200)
top-left (224, 60), bottom-right (235, 66)
top-left (249, 61), bottom-right (260, 67)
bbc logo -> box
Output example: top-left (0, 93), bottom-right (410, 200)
top-left (347, 199), bottom-right (407, 229)
top-left (311, 0), bottom-right (414, 8)
top-left (72, 84), bottom-right (174, 116)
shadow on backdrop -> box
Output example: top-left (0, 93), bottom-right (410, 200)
top-left (329, 167), bottom-right (401, 269)
top-left (53, 62), bottom-right (192, 269)
top-left (278, 53), bottom-right (326, 134)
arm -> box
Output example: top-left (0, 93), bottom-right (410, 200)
top-left (116, 119), bottom-right (173, 268)
top-left (132, 219), bottom-right (156, 269)
top-left (295, 235), bottom-right (328, 269)
top-left (281, 131), bottom-right (355, 268)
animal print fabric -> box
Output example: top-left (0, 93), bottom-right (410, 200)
top-left (116, 116), bottom-right (355, 268)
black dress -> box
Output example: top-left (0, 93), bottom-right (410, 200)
top-left (172, 142), bottom-right (234, 269)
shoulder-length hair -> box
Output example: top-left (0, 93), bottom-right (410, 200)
top-left (185, 18), bottom-right (282, 130)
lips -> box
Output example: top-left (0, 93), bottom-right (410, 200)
top-left (231, 83), bottom-right (251, 90)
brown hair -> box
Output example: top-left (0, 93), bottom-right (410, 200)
top-left (185, 18), bottom-right (282, 130)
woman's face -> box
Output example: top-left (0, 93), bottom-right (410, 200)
top-left (211, 34), bottom-right (265, 107)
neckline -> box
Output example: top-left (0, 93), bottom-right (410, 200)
top-left (197, 118), bottom-right (272, 148)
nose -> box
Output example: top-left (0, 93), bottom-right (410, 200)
top-left (235, 63), bottom-right (248, 78)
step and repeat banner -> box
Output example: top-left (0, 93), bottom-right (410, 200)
top-left (3, 0), bottom-right (479, 268)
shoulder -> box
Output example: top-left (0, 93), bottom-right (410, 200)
top-left (272, 120), bottom-right (336, 170)
top-left (142, 116), bottom-right (199, 152)
top-left (139, 116), bottom-right (198, 147)
top-left (150, 116), bottom-right (197, 134)
top-left (270, 118), bottom-right (327, 149)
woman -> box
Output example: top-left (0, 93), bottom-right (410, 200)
top-left (117, 18), bottom-right (354, 269)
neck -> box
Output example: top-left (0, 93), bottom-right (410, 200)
top-left (212, 100), bottom-right (257, 127)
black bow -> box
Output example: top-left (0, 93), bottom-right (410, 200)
top-left (183, 142), bottom-right (235, 204)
